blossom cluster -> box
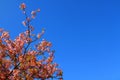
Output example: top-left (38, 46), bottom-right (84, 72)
top-left (0, 3), bottom-right (63, 80)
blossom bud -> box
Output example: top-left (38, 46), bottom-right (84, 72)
top-left (20, 3), bottom-right (26, 10)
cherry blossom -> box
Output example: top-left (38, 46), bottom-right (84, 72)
top-left (0, 3), bottom-right (63, 80)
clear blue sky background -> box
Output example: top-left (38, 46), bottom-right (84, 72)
top-left (0, 0), bottom-right (120, 80)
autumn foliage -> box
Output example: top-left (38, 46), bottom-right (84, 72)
top-left (0, 3), bottom-right (63, 80)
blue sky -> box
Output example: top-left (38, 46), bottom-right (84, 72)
top-left (1, 0), bottom-right (120, 80)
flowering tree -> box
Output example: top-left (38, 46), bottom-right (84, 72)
top-left (0, 3), bottom-right (63, 80)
